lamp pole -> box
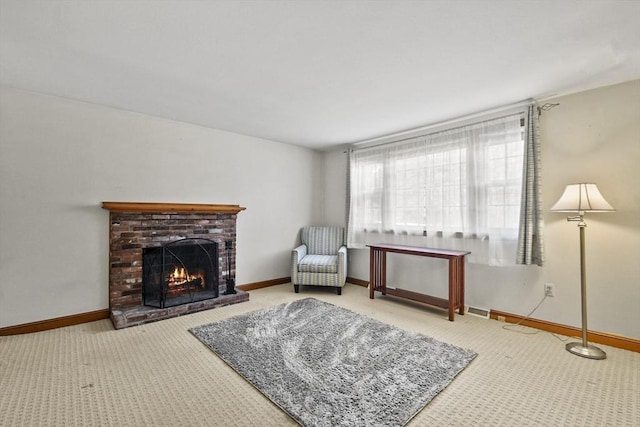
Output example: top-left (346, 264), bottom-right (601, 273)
top-left (564, 215), bottom-right (606, 360)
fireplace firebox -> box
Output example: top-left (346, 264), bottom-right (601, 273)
top-left (142, 238), bottom-right (219, 309)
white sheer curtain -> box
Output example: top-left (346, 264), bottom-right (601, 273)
top-left (347, 113), bottom-right (524, 265)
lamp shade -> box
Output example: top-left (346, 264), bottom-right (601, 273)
top-left (550, 183), bottom-right (614, 212)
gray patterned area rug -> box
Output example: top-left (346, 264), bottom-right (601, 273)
top-left (190, 298), bottom-right (477, 427)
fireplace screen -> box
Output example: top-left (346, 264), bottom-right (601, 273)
top-left (142, 238), bottom-right (219, 308)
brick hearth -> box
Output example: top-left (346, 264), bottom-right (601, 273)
top-left (102, 202), bottom-right (249, 329)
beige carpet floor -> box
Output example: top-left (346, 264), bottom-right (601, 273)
top-left (0, 283), bottom-right (638, 426)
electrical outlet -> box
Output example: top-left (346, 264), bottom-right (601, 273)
top-left (544, 283), bottom-right (555, 297)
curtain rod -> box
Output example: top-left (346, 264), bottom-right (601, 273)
top-left (351, 98), bottom-right (533, 150)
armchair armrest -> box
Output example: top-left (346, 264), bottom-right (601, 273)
top-left (338, 245), bottom-right (347, 284)
top-left (292, 244), bottom-right (307, 261)
top-left (291, 244), bottom-right (308, 282)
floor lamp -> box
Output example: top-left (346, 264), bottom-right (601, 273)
top-left (550, 183), bottom-right (614, 360)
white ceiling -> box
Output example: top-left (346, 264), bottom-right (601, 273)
top-left (1, 1), bottom-right (639, 151)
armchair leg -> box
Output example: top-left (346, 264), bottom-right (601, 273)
top-left (294, 284), bottom-right (300, 293)
top-left (336, 287), bottom-right (342, 296)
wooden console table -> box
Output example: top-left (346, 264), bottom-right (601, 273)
top-left (368, 244), bottom-right (471, 321)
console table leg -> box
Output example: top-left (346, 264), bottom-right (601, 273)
top-left (448, 259), bottom-right (455, 321)
top-left (459, 257), bottom-right (465, 315)
top-left (380, 251), bottom-right (386, 295)
top-left (369, 248), bottom-right (375, 299)
top-left (370, 248), bottom-right (387, 298)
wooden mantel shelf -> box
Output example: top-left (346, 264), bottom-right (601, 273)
top-left (102, 202), bottom-right (246, 214)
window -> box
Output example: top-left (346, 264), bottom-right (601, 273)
top-left (347, 113), bottom-right (525, 265)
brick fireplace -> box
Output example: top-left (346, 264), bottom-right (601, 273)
top-left (102, 202), bottom-right (249, 329)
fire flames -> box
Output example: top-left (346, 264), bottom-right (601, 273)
top-left (166, 266), bottom-right (205, 289)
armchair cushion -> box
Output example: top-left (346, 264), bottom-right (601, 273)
top-left (298, 255), bottom-right (338, 273)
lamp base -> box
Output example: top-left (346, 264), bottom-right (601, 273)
top-left (565, 342), bottom-right (606, 360)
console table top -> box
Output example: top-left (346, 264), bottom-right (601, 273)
top-left (367, 243), bottom-right (470, 258)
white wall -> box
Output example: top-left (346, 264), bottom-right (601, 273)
top-left (326, 80), bottom-right (640, 339)
top-left (0, 87), bottom-right (323, 327)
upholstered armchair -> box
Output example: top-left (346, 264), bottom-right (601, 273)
top-left (291, 226), bottom-right (347, 295)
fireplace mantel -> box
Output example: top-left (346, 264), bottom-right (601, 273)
top-left (102, 202), bottom-right (246, 214)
